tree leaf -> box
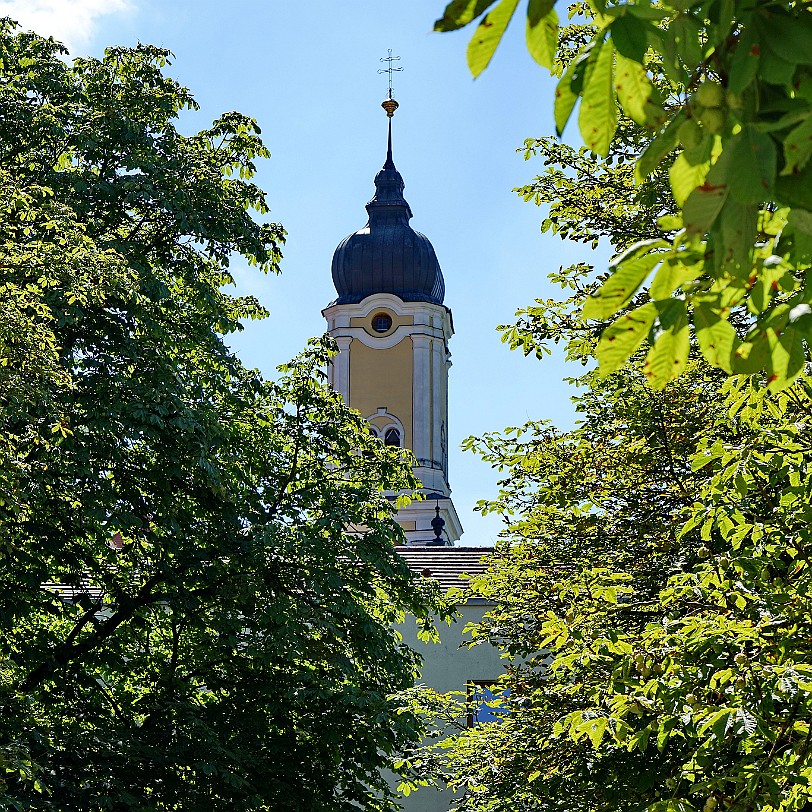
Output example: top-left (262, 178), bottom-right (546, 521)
top-left (635, 111), bottom-right (683, 183)
top-left (584, 248), bottom-right (665, 320)
top-left (650, 257), bottom-right (700, 299)
top-left (669, 14), bottom-right (703, 73)
top-left (781, 111), bottom-right (812, 177)
top-left (525, 0), bottom-right (558, 69)
top-left (698, 708), bottom-right (734, 739)
top-left (579, 37), bottom-right (618, 156)
top-left (586, 716), bottom-right (609, 748)
top-left (434, 0), bottom-right (499, 31)
top-left (717, 199), bottom-right (758, 275)
top-left (658, 19), bottom-right (688, 83)
top-left (728, 24), bottom-right (760, 95)
top-left (758, 9), bottom-right (812, 68)
top-left (758, 47), bottom-right (797, 87)
top-left (555, 55), bottom-right (581, 136)
top-left (694, 303), bottom-right (739, 373)
top-left (615, 52), bottom-right (662, 128)
top-left (669, 152), bottom-right (711, 207)
top-left (766, 326), bottom-right (806, 391)
top-left (596, 302), bottom-right (657, 376)
top-left (733, 330), bottom-right (772, 375)
top-left (610, 14), bottom-right (650, 63)
top-left (609, 4), bottom-right (667, 20)
top-left (682, 179), bottom-right (727, 235)
top-left (737, 708), bottom-right (757, 736)
top-left (776, 158), bottom-right (812, 209)
top-left (643, 299), bottom-right (689, 389)
top-left (466, 0), bottom-right (520, 78)
top-left (727, 126), bottom-right (776, 204)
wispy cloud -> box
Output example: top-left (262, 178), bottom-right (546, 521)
top-left (0, 0), bottom-right (133, 52)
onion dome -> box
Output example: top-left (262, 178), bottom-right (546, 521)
top-left (331, 100), bottom-right (445, 305)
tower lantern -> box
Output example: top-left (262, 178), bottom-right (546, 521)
top-left (322, 95), bottom-right (462, 545)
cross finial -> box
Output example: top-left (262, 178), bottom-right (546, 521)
top-left (378, 49), bottom-right (402, 100)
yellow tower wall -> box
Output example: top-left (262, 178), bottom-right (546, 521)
top-left (348, 338), bottom-right (414, 450)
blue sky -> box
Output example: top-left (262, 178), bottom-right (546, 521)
top-left (8, 1), bottom-right (609, 544)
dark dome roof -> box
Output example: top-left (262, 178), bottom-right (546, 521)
top-left (331, 131), bottom-right (445, 305)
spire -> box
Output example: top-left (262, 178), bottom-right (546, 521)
top-left (329, 66), bottom-right (446, 308)
top-left (381, 97), bottom-right (398, 168)
top-left (388, 119), bottom-right (393, 164)
top-left (366, 96), bottom-right (411, 223)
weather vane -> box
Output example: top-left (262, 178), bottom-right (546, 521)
top-left (378, 49), bottom-right (402, 100)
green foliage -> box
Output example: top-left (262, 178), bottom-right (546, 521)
top-left (0, 23), bottom-right (443, 811)
top-left (526, 0), bottom-right (559, 71)
top-left (414, 266), bottom-right (812, 812)
top-left (441, 376), bottom-right (812, 812)
top-left (467, 0), bottom-right (521, 77)
top-left (435, 0), bottom-right (812, 389)
top-left (426, 7), bottom-right (812, 812)
top-left (411, 357), bottom-right (738, 811)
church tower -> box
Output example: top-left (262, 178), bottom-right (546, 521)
top-left (323, 97), bottom-right (462, 545)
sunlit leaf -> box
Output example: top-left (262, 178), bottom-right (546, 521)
top-left (643, 299), bottom-right (689, 389)
top-left (596, 301), bottom-right (657, 376)
top-left (434, 0), bottom-right (499, 31)
top-left (650, 257), bottom-right (700, 299)
top-left (583, 247), bottom-right (665, 320)
top-left (694, 303), bottom-right (739, 373)
top-left (466, 0), bottom-right (520, 78)
top-left (615, 52), bottom-right (662, 128)
top-left (669, 152), bottom-right (711, 207)
top-left (526, 0), bottom-right (558, 69)
top-left (579, 37), bottom-right (617, 156)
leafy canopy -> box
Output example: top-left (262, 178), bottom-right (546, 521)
top-left (414, 6), bottom-right (812, 812)
top-left (419, 369), bottom-right (812, 812)
top-left (0, 23), bottom-right (443, 811)
top-left (435, 0), bottom-right (812, 390)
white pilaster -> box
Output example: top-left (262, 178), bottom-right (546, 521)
top-left (333, 336), bottom-right (352, 401)
top-left (431, 335), bottom-right (445, 481)
top-left (411, 333), bottom-right (431, 468)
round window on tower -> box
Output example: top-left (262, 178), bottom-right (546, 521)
top-left (384, 427), bottom-right (401, 447)
top-left (371, 312), bottom-right (393, 333)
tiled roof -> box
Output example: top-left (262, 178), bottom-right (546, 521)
top-left (42, 581), bottom-right (104, 603)
top-left (397, 546), bottom-right (494, 595)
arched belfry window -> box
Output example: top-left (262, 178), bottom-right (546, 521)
top-left (365, 409), bottom-right (404, 449)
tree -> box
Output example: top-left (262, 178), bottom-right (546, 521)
top-left (409, 363), bottom-right (724, 811)
top-left (435, 0), bottom-right (812, 390)
top-left (415, 369), bottom-right (812, 812)
top-left (408, 5), bottom-right (812, 810)
top-left (0, 24), bottom-right (443, 810)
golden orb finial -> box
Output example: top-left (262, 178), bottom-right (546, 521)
top-left (381, 97), bottom-right (399, 118)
